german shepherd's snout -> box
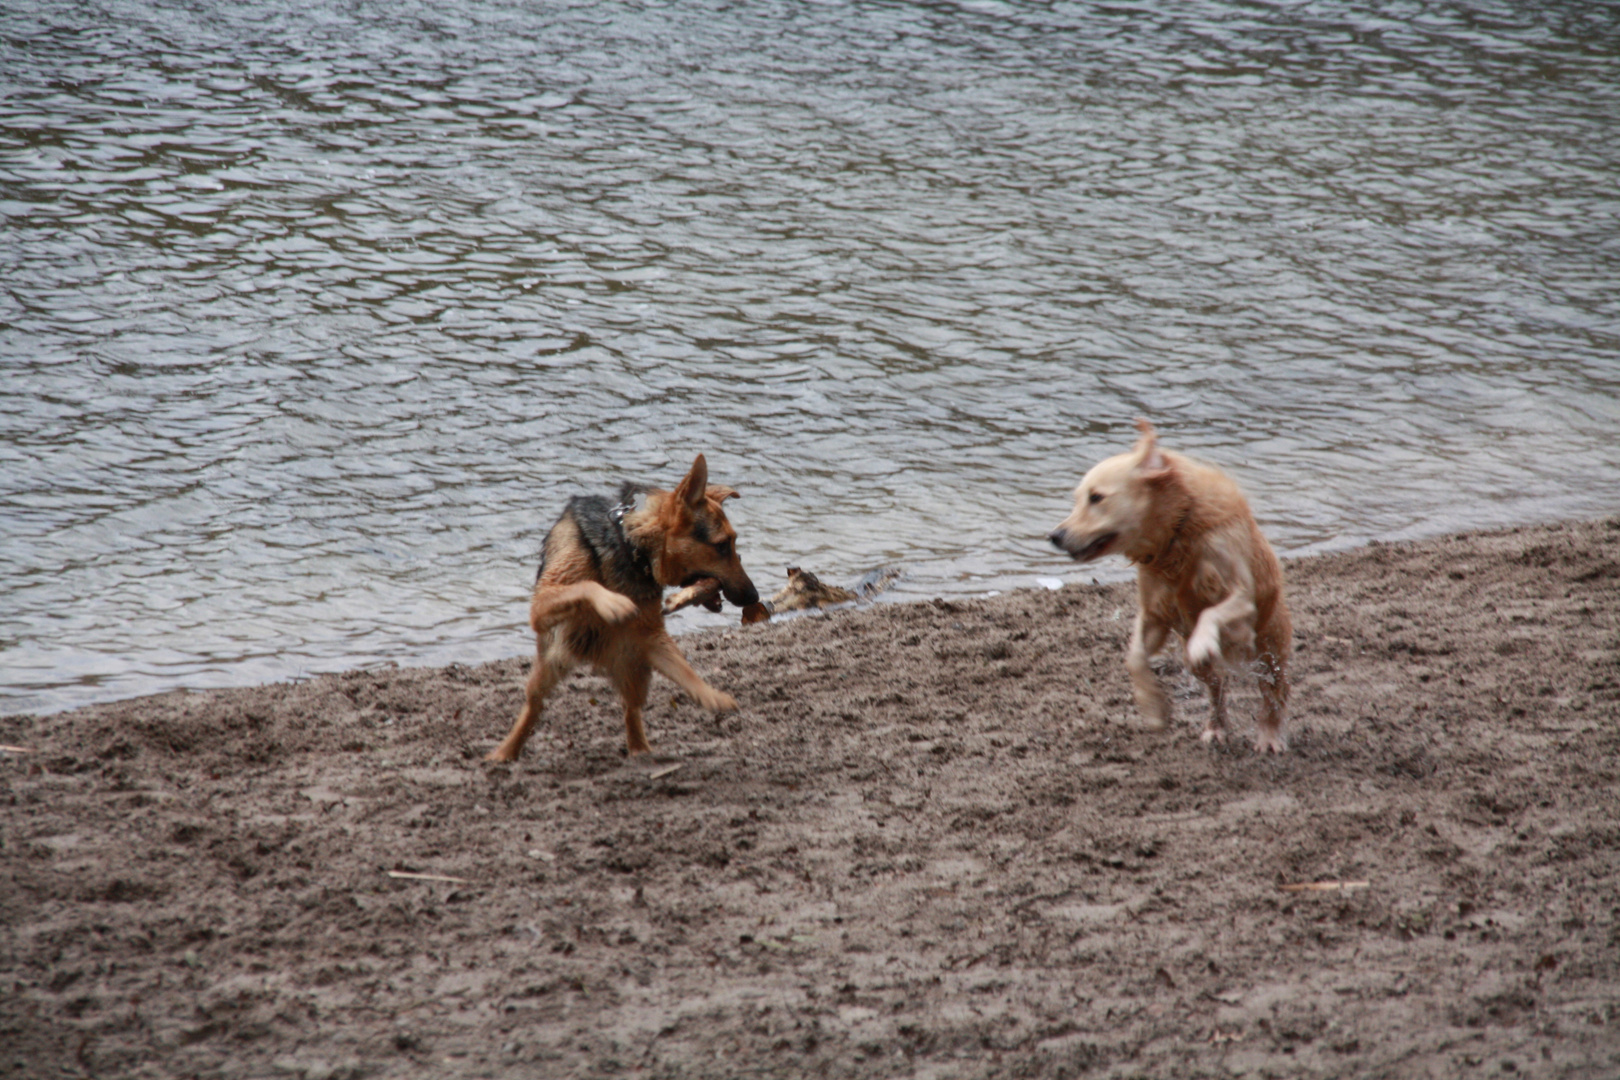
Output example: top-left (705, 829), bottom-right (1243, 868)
top-left (720, 575), bottom-right (759, 609)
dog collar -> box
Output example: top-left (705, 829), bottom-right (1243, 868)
top-left (608, 494), bottom-right (657, 586)
top-left (609, 487), bottom-right (649, 527)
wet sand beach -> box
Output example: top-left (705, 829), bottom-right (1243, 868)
top-left (3, 518), bottom-right (1618, 1078)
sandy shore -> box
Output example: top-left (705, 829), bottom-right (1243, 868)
top-left (3, 518), bottom-right (1618, 1079)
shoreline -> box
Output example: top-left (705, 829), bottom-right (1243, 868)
top-left (6, 512), bottom-right (1613, 721)
top-left (4, 516), bottom-right (1618, 1077)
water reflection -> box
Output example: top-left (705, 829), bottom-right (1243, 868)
top-left (3, 0), bottom-right (1618, 713)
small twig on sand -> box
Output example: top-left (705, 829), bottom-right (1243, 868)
top-left (386, 870), bottom-right (471, 885)
top-left (648, 763), bottom-right (684, 781)
top-left (1279, 880), bottom-right (1370, 893)
top-left (0, 745), bottom-right (35, 754)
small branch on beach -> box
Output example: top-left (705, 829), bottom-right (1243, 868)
top-left (386, 870), bottom-right (471, 885)
top-left (0, 745), bottom-right (35, 754)
top-left (1279, 880), bottom-right (1370, 893)
top-left (648, 763), bottom-right (685, 781)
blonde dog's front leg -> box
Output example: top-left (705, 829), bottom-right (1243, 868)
top-left (1253, 624), bottom-right (1291, 754)
top-left (1188, 653), bottom-right (1229, 744)
top-left (1126, 612), bottom-right (1172, 731)
top-left (648, 634), bottom-right (737, 714)
top-left (1185, 591), bottom-right (1257, 670)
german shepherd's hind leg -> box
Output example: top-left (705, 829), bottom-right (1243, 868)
top-left (647, 633), bottom-right (737, 714)
top-left (609, 654), bottom-right (655, 756)
top-left (1126, 613), bottom-right (1172, 731)
top-left (488, 635), bottom-right (573, 762)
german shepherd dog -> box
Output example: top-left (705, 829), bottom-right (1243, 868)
top-left (1049, 421), bottom-right (1293, 752)
top-left (488, 454), bottom-right (760, 761)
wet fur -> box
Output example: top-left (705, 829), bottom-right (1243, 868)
top-left (1049, 421), bottom-right (1292, 752)
top-left (488, 455), bottom-right (759, 761)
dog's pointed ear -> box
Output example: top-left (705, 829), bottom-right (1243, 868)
top-left (1132, 419), bottom-right (1172, 479)
top-left (706, 484), bottom-right (739, 503)
top-left (674, 454), bottom-right (709, 510)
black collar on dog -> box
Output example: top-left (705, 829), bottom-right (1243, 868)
top-left (609, 489), bottom-right (657, 586)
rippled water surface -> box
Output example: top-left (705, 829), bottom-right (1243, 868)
top-left (3, 0), bottom-right (1618, 714)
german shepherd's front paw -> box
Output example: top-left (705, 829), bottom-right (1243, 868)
top-left (699, 689), bottom-right (738, 714)
top-left (590, 586), bottom-right (639, 623)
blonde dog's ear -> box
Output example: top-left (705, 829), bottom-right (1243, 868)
top-left (1131, 419), bottom-right (1172, 479)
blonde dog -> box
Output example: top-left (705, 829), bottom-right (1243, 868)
top-left (1049, 420), bottom-right (1292, 752)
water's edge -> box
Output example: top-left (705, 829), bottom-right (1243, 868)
top-left (13, 513), bottom-right (1610, 720)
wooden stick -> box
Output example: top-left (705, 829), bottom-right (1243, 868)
top-left (663, 577), bottom-right (722, 614)
top-left (648, 763), bottom-right (684, 781)
top-left (386, 870), bottom-right (471, 885)
top-left (1279, 880), bottom-right (1370, 893)
top-left (0, 745), bottom-right (35, 754)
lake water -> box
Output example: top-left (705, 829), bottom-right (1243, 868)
top-left (3, 0), bottom-right (1618, 715)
